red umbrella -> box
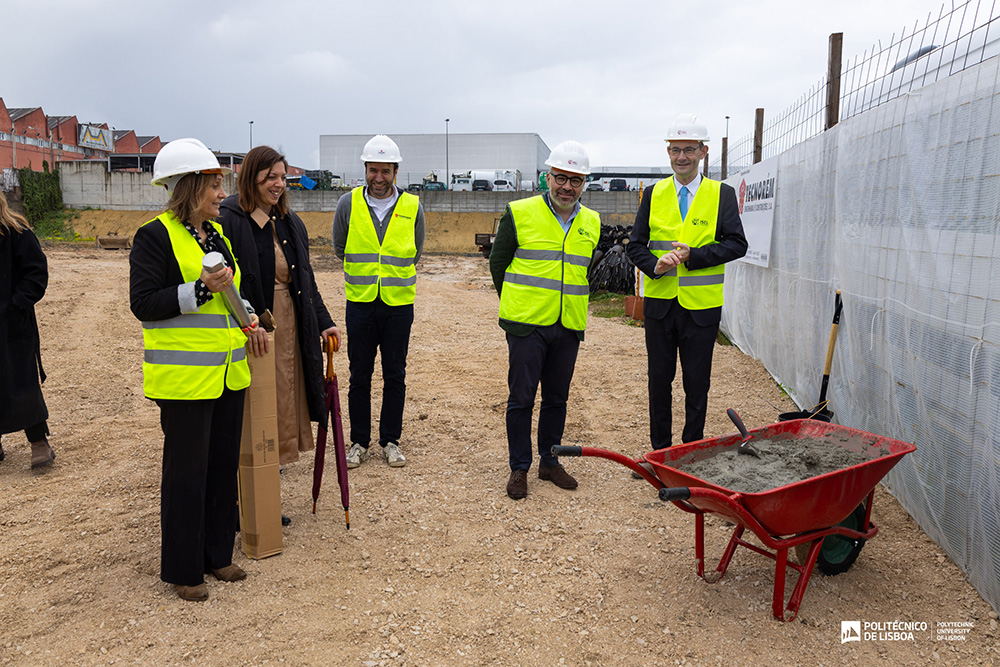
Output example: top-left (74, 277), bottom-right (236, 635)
top-left (313, 336), bottom-right (349, 529)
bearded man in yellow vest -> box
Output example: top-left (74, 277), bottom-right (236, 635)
top-left (626, 114), bottom-right (747, 465)
top-left (489, 141), bottom-right (601, 500)
top-left (332, 135), bottom-right (425, 469)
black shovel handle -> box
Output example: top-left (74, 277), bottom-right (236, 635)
top-left (726, 408), bottom-right (750, 440)
top-left (550, 445), bottom-right (581, 457)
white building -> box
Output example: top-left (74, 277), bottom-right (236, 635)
top-left (318, 133), bottom-right (549, 189)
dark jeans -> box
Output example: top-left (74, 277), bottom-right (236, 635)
top-left (156, 387), bottom-right (245, 586)
top-left (345, 298), bottom-right (414, 448)
top-left (505, 324), bottom-right (580, 471)
top-left (645, 306), bottom-right (719, 448)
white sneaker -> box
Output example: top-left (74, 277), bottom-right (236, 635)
top-left (346, 443), bottom-right (368, 469)
top-left (384, 442), bottom-right (406, 467)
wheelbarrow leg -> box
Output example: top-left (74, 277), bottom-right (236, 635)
top-left (694, 513), bottom-right (742, 584)
top-left (775, 538), bottom-right (823, 622)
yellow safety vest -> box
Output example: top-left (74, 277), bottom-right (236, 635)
top-left (499, 196), bottom-right (600, 331)
top-left (343, 187), bottom-right (419, 306)
top-left (644, 177), bottom-right (726, 310)
top-left (141, 210), bottom-right (251, 400)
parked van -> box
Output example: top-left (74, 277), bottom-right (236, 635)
top-left (609, 178), bottom-right (627, 191)
top-left (472, 179), bottom-right (492, 191)
top-left (452, 176), bottom-right (472, 192)
top-left (493, 179), bottom-right (513, 192)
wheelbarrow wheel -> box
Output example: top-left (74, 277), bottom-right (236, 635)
top-left (794, 503), bottom-right (868, 575)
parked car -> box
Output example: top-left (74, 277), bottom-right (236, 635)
top-left (406, 183), bottom-right (423, 192)
top-left (608, 179), bottom-right (627, 191)
top-left (493, 179), bottom-right (514, 192)
top-left (586, 182), bottom-right (604, 191)
top-left (423, 182), bottom-right (447, 191)
top-left (472, 179), bottom-right (492, 191)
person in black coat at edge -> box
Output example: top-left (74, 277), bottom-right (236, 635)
top-left (626, 113), bottom-right (747, 477)
top-left (219, 146), bottom-right (340, 527)
top-left (0, 190), bottom-right (56, 469)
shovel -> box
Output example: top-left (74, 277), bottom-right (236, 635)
top-left (727, 408), bottom-right (761, 458)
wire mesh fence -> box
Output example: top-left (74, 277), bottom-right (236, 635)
top-left (714, 0), bottom-right (999, 174)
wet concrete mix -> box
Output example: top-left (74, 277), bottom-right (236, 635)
top-left (674, 435), bottom-right (892, 494)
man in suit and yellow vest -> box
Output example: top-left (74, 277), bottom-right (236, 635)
top-left (489, 141), bottom-right (601, 500)
top-left (627, 114), bottom-right (747, 465)
top-left (332, 135), bottom-right (425, 469)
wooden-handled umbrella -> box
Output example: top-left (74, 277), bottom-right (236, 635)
top-left (313, 336), bottom-right (350, 529)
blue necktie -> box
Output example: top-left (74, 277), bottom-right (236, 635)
top-left (679, 186), bottom-right (689, 220)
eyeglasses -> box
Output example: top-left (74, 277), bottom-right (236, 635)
top-left (550, 173), bottom-right (585, 187)
top-left (667, 146), bottom-right (703, 157)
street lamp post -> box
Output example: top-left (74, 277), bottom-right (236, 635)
top-left (445, 118), bottom-right (450, 190)
top-left (249, 120), bottom-right (254, 150)
top-left (721, 115), bottom-right (730, 180)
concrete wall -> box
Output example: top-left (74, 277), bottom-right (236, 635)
top-left (60, 162), bottom-right (645, 218)
top-left (288, 188), bottom-right (642, 218)
top-left (61, 161), bottom-right (639, 254)
top-left (60, 160), bottom-right (238, 211)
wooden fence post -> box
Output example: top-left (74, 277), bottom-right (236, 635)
top-left (826, 32), bottom-right (843, 130)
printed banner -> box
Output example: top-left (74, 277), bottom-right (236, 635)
top-left (725, 156), bottom-right (777, 268)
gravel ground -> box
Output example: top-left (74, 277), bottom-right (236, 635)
top-left (0, 246), bottom-right (996, 666)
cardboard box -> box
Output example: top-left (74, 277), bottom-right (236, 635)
top-left (238, 332), bottom-right (283, 559)
top-left (238, 463), bottom-right (283, 559)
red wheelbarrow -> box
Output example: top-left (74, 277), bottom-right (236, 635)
top-left (552, 419), bottom-right (916, 622)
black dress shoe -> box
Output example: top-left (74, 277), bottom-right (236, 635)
top-left (281, 514), bottom-right (291, 526)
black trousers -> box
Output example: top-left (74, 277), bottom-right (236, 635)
top-left (156, 387), bottom-right (245, 586)
top-left (0, 421), bottom-right (48, 444)
top-left (645, 306), bottom-right (719, 449)
top-left (345, 298), bottom-right (414, 448)
top-left (505, 324), bottom-right (580, 471)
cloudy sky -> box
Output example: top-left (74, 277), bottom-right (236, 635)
top-left (4, 0), bottom-right (959, 169)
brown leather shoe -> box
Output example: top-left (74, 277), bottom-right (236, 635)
top-left (29, 439), bottom-right (55, 469)
top-left (538, 463), bottom-right (578, 490)
top-left (210, 564), bottom-right (247, 582)
top-left (506, 469), bottom-right (528, 500)
top-left (174, 583), bottom-right (209, 601)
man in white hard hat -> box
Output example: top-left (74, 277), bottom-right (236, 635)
top-left (332, 134), bottom-right (425, 469)
top-left (489, 140), bottom-right (601, 500)
top-left (627, 114), bottom-right (747, 466)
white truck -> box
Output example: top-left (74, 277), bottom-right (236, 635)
top-left (453, 169), bottom-right (522, 192)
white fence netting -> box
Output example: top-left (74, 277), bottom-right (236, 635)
top-left (721, 55), bottom-right (1000, 615)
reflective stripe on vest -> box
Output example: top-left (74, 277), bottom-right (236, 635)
top-left (140, 210), bottom-right (251, 400)
top-left (644, 177), bottom-right (726, 310)
top-left (343, 187), bottom-right (419, 305)
top-left (498, 196), bottom-right (600, 331)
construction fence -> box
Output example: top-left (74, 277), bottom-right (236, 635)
top-left (720, 52), bottom-right (1000, 614)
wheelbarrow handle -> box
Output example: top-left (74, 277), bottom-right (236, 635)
top-left (550, 445), bottom-right (581, 457)
top-left (658, 487), bottom-right (692, 502)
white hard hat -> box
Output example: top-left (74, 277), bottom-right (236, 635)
top-left (544, 140), bottom-right (591, 176)
top-left (360, 134), bottom-right (402, 164)
top-left (665, 113), bottom-right (710, 143)
top-left (151, 138), bottom-right (231, 191)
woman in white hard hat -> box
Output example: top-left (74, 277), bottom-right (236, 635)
top-left (0, 190), bottom-right (56, 470)
top-left (219, 146), bottom-right (340, 525)
top-left (129, 138), bottom-right (258, 602)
